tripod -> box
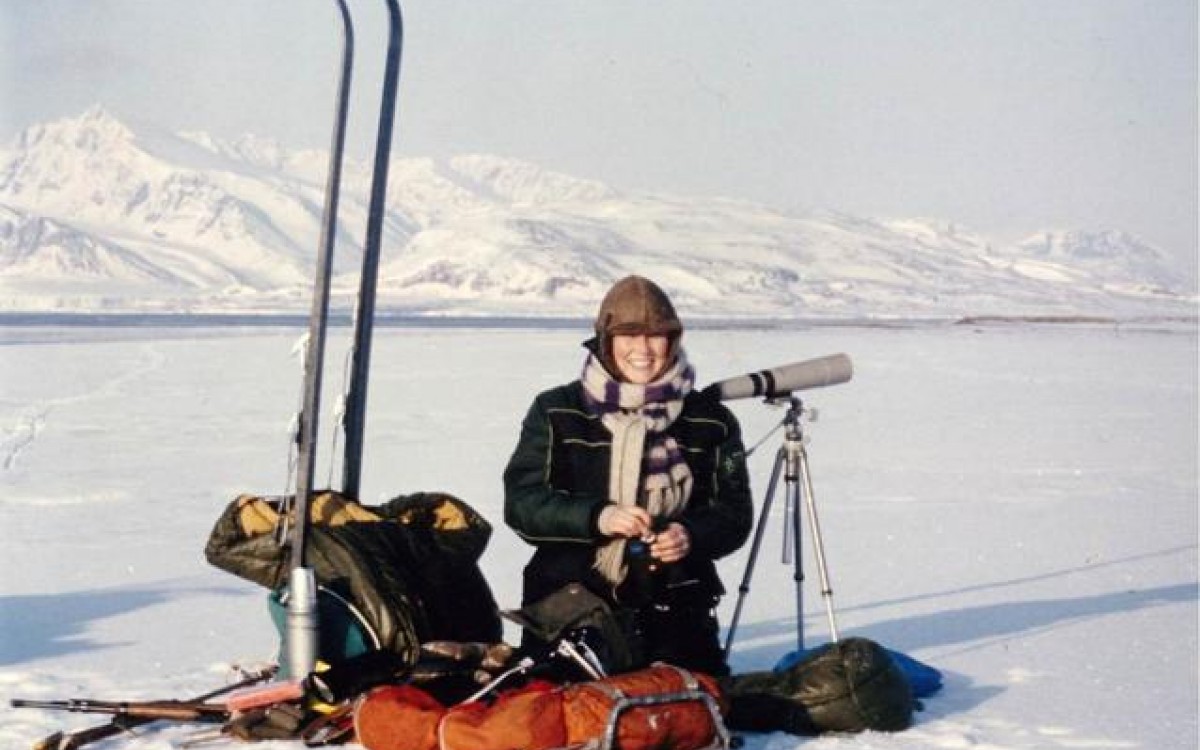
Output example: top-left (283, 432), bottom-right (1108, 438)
top-left (724, 395), bottom-right (840, 657)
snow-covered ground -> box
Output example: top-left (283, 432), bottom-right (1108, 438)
top-left (0, 320), bottom-right (1196, 749)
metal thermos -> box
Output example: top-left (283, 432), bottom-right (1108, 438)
top-left (285, 566), bottom-right (319, 678)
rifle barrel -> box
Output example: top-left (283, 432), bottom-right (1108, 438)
top-left (12, 698), bottom-right (227, 722)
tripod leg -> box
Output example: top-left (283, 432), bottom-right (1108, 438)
top-left (798, 444), bottom-right (840, 643)
top-left (787, 474), bottom-right (805, 651)
top-left (723, 445), bottom-right (786, 657)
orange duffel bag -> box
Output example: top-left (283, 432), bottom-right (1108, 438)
top-left (354, 684), bottom-right (446, 750)
top-left (439, 681), bottom-right (567, 750)
top-left (355, 664), bottom-right (730, 750)
top-left (355, 680), bottom-right (566, 750)
top-left (560, 663), bottom-right (729, 750)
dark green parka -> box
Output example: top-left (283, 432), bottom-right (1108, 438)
top-left (503, 379), bottom-right (754, 612)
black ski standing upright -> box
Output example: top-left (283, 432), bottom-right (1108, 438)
top-left (341, 0), bottom-right (404, 500)
top-left (284, 0), bottom-right (356, 680)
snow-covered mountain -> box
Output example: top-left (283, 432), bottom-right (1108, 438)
top-left (1, 108), bottom-right (1194, 319)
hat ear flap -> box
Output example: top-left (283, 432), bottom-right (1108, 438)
top-left (600, 335), bottom-right (616, 376)
top-left (667, 332), bottom-right (682, 364)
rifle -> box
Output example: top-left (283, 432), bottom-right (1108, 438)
top-left (17, 666), bottom-right (275, 750)
top-left (12, 698), bottom-right (228, 722)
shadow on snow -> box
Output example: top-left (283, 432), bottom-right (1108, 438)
top-left (724, 543), bottom-right (1197, 667)
top-left (723, 544), bottom-right (1196, 717)
top-left (0, 583), bottom-right (249, 666)
top-left (724, 577), bottom-right (1194, 714)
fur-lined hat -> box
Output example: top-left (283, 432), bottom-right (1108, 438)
top-left (592, 276), bottom-right (683, 373)
top-left (594, 275), bottom-right (683, 339)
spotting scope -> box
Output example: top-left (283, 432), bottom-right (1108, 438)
top-left (702, 353), bottom-right (853, 401)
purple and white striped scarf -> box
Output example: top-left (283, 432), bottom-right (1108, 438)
top-left (582, 350), bottom-right (695, 584)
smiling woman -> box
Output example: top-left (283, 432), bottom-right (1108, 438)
top-left (502, 275), bottom-right (754, 679)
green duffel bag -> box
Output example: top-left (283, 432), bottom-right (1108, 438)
top-left (726, 637), bottom-right (915, 735)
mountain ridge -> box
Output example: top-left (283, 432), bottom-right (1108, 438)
top-left (1, 108), bottom-right (1194, 320)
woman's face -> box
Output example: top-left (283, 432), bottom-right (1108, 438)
top-left (610, 334), bottom-right (671, 384)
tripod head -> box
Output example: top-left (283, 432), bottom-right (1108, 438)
top-left (766, 393), bottom-right (814, 421)
top-left (744, 394), bottom-right (815, 460)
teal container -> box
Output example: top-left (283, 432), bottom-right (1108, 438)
top-left (269, 584), bottom-right (382, 677)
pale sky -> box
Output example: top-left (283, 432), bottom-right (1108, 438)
top-left (2, 0), bottom-right (1196, 280)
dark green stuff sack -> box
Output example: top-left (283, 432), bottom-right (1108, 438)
top-left (726, 637), bottom-right (915, 735)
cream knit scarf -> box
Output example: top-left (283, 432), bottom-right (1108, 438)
top-left (581, 349), bottom-right (695, 585)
